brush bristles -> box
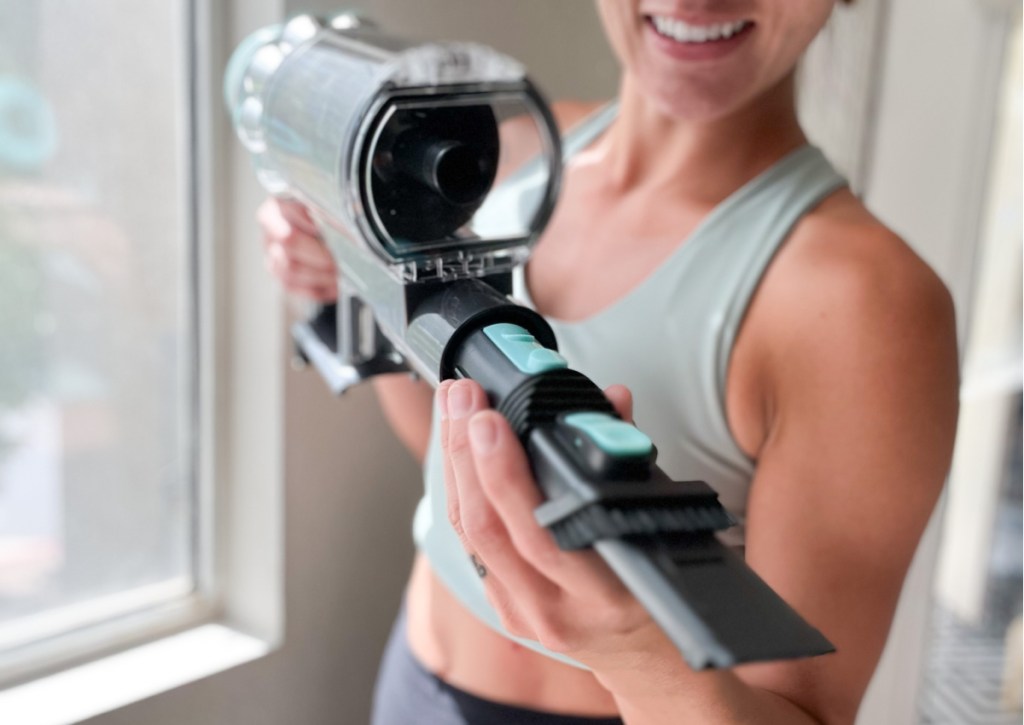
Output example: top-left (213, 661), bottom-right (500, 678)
top-left (549, 504), bottom-right (736, 550)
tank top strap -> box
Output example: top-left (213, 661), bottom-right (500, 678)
top-left (559, 102), bottom-right (618, 159)
top-left (683, 145), bottom-right (847, 394)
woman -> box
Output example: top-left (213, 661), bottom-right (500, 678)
top-left (259, 2), bottom-right (959, 722)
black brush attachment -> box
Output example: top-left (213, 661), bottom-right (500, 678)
top-left (527, 422), bottom-right (735, 550)
top-left (546, 499), bottom-right (737, 551)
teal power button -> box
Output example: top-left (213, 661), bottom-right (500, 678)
top-left (483, 323), bottom-right (568, 375)
top-left (563, 412), bottom-right (653, 458)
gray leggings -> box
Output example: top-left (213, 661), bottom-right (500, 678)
top-left (370, 606), bottom-right (624, 725)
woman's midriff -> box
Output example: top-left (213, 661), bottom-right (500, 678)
top-left (404, 552), bottom-right (622, 717)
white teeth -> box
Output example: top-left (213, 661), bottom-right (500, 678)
top-left (650, 16), bottom-right (749, 44)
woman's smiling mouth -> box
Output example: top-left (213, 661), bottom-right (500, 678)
top-left (648, 16), bottom-right (752, 43)
top-left (643, 14), bottom-right (755, 60)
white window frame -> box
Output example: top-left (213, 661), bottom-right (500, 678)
top-left (0, 0), bottom-right (287, 721)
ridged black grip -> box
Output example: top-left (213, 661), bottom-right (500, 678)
top-left (496, 369), bottom-right (617, 443)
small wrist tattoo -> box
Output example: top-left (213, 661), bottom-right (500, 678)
top-left (469, 553), bottom-right (487, 578)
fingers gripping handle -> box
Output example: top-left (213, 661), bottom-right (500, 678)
top-left (444, 309), bottom-right (834, 668)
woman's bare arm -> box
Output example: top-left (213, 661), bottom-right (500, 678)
top-left (372, 375), bottom-right (435, 464)
top-left (722, 214), bottom-right (959, 723)
top-left (606, 204), bottom-right (959, 724)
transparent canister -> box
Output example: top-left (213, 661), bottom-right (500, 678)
top-left (224, 13), bottom-right (563, 281)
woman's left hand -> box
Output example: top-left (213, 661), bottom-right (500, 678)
top-left (437, 378), bottom-right (680, 678)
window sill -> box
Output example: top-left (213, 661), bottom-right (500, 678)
top-left (0, 624), bottom-right (271, 725)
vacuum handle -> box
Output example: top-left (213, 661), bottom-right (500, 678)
top-left (450, 323), bottom-right (733, 548)
top-left (292, 300), bottom-right (408, 396)
top-left (445, 317), bottom-right (835, 669)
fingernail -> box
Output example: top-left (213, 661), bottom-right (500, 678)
top-left (449, 382), bottom-right (472, 419)
top-left (437, 381), bottom-right (452, 419)
top-left (469, 415), bottom-right (498, 454)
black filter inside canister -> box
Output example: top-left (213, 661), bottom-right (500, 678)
top-left (369, 104), bottom-right (499, 244)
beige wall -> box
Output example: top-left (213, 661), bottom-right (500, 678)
top-left (309, 0), bottom-right (621, 102)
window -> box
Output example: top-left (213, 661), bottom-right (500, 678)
top-left (0, 0), bottom-right (202, 673)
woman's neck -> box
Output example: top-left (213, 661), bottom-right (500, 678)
top-left (583, 71), bottom-right (807, 205)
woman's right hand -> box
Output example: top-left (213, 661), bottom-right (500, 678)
top-left (257, 197), bottom-right (339, 302)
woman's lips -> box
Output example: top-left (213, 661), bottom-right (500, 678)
top-left (643, 15), bottom-right (755, 61)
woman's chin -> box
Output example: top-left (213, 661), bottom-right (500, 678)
top-left (625, 60), bottom-right (779, 124)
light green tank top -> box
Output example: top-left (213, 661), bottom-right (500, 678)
top-left (411, 103), bottom-right (847, 666)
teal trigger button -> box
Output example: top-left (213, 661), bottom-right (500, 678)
top-left (563, 412), bottom-right (653, 458)
top-left (483, 323), bottom-right (568, 374)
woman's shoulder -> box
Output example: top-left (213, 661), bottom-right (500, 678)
top-left (782, 188), bottom-right (950, 323)
top-left (729, 184), bottom-right (958, 468)
top-left (741, 186), bottom-right (958, 420)
top-left (770, 188), bottom-right (955, 339)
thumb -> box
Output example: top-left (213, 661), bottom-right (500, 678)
top-left (603, 384), bottom-right (634, 424)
